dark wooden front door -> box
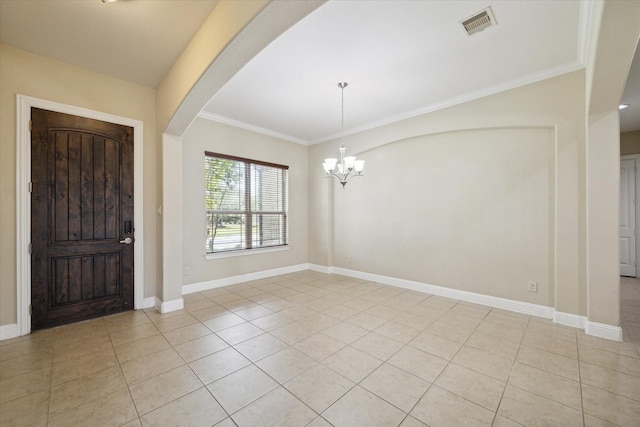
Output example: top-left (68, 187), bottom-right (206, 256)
top-left (31, 108), bottom-right (134, 330)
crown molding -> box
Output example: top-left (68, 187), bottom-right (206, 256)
top-left (201, 60), bottom-right (585, 147)
top-left (309, 61), bottom-right (585, 145)
top-left (198, 111), bottom-right (309, 145)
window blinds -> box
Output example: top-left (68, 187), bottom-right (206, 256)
top-left (204, 152), bottom-right (288, 253)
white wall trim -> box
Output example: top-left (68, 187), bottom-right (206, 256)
top-left (198, 111), bottom-right (308, 146)
top-left (142, 297), bottom-right (157, 309)
top-left (577, 0), bottom-right (595, 65)
top-left (309, 61), bottom-right (585, 145)
top-left (183, 263), bottom-right (310, 295)
top-left (586, 321), bottom-right (623, 341)
top-left (106, 262), bottom-right (623, 342)
top-left (308, 263), bottom-right (332, 274)
top-left (0, 324), bottom-right (19, 341)
top-left (312, 265), bottom-right (623, 341)
top-left (330, 266), bottom-right (555, 319)
top-left (200, 61), bottom-right (584, 147)
top-left (15, 95), bottom-right (145, 337)
top-left (553, 311), bottom-right (587, 329)
top-left (158, 298), bottom-right (185, 314)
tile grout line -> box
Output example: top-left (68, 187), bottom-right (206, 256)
top-left (576, 332), bottom-right (587, 427)
top-left (367, 297), bottom-right (497, 425)
top-left (45, 329), bottom-right (56, 426)
top-left (7, 273), bottom-right (640, 426)
top-left (143, 341), bottom-right (227, 424)
top-left (113, 310), bottom-right (167, 424)
top-left (488, 309), bottom-right (531, 427)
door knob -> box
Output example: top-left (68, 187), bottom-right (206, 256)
top-left (120, 237), bottom-right (133, 245)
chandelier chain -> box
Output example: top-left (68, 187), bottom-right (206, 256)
top-left (321, 81), bottom-right (365, 188)
top-left (340, 82), bottom-right (346, 146)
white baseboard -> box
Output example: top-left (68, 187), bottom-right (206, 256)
top-left (308, 264), bottom-right (332, 274)
top-left (553, 311), bottom-right (587, 329)
top-left (325, 266), bottom-right (625, 341)
top-left (182, 263), bottom-right (310, 295)
top-left (0, 324), bottom-right (19, 341)
top-left (585, 321), bottom-right (623, 341)
top-left (141, 297), bottom-right (156, 309)
top-left (155, 297), bottom-right (184, 314)
top-left (182, 263), bottom-right (624, 342)
top-left (330, 266), bottom-right (555, 319)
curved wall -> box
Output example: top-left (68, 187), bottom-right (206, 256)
top-left (333, 127), bottom-right (554, 306)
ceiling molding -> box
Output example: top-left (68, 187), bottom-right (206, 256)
top-left (202, 59), bottom-right (585, 147)
top-left (198, 111), bottom-right (309, 145)
top-left (577, 0), bottom-right (596, 65)
top-left (309, 60), bottom-right (585, 145)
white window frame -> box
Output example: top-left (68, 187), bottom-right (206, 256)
top-left (204, 151), bottom-right (289, 256)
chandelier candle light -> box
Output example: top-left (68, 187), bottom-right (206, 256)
top-left (322, 82), bottom-right (365, 188)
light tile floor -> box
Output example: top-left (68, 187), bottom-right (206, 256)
top-left (2, 271), bottom-right (640, 427)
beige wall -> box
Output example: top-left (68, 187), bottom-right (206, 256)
top-left (181, 118), bottom-right (308, 284)
top-left (310, 70), bottom-right (585, 314)
top-left (334, 128), bottom-right (554, 305)
top-left (587, 111), bottom-right (621, 326)
top-left (0, 44), bottom-right (159, 326)
top-left (585, 0), bottom-right (640, 328)
top-left (621, 131), bottom-right (640, 155)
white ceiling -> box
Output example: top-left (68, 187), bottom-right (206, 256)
top-left (0, 0), bottom-right (637, 140)
top-left (203, 0), bottom-right (587, 143)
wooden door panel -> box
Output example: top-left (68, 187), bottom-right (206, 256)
top-left (31, 108), bottom-right (134, 329)
top-left (81, 135), bottom-right (95, 240)
top-left (50, 132), bottom-right (121, 244)
top-left (49, 252), bottom-right (122, 306)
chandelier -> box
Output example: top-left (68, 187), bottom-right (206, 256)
top-left (322, 82), bottom-right (365, 188)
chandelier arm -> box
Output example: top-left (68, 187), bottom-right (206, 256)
top-left (326, 172), bottom-right (348, 186)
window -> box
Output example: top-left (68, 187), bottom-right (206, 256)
top-left (205, 151), bottom-right (288, 254)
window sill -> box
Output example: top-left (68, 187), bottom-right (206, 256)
top-left (204, 245), bottom-right (289, 260)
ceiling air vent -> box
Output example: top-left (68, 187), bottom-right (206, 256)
top-left (461, 7), bottom-right (496, 36)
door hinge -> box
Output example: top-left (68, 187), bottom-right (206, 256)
top-left (29, 304), bottom-right (32, 316)
top-left (28, 182), bottom-right (33, 193)
top-left (29, 120), bottom-right (32, 132)
top-left (28, 243), bottom-right (32, 254)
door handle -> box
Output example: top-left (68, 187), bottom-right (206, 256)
top-left (120, 237), bottom-right (133, 245)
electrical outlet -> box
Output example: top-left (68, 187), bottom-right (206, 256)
top-left (528, 281), bottom-right (537, 293)
top-left (184, 267), bottom-right (190, 277)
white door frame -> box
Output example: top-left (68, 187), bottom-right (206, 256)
top-left (621, 154), bottom-right (640, 278)
top-left (16, 95), bottom-right (145, 336)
